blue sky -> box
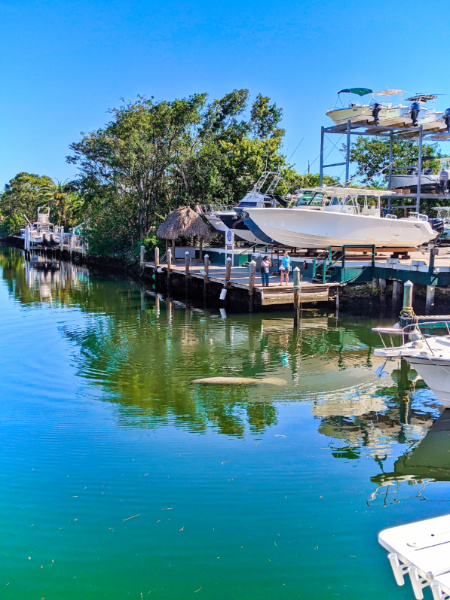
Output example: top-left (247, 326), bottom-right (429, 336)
top-left (0, 0), bottom-right (449, 187)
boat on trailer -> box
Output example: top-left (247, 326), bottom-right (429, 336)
top-left (243, 187), bottom-right (438, 250)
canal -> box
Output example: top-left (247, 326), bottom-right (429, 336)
top-left (0, 247), bottom-right (447, 599)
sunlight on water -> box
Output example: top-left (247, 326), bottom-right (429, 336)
top-left (0, 247), bottom-right (447, 600)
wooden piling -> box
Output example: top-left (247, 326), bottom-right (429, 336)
top-left (140, 245), bottom-right (145, 267)
top-left (203, 254), bottom-right (210, 303)
top-left (293, 267), bottom-right (301, 328)
top-left (425, 285), bottom-right (435, 314)
top-left (167, 248), bottom-right (172, 291)
top-left (392, 280), bottom-right (402, 308)
top-left (154, 247), bottom-right (159, 269)
top-left (185, 251), bottom-right (191, 299)
top-left (248, 260), bottom-right (256, 312)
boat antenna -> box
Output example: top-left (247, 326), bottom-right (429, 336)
top-left (288, 138), bottom-right (304, 162)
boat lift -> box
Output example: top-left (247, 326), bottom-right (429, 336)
top-left (319, 118), bottom-right (450, 213)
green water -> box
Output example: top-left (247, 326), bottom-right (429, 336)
top-left (1, 247), bottom-right (448, 600)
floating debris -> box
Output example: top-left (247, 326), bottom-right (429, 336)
top-left (189, 376), bottom-right (287, 386)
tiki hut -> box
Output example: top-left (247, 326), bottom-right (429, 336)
top-left (157, 206), bottom-right (212, 258)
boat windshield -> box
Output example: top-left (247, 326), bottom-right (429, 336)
top-left (295, 192), bottom-right (324, 206)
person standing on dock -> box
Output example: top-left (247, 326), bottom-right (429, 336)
top-left (280, 251), bottom-right (291, 285)
top-left (261, 255), bottom-right (271, 287)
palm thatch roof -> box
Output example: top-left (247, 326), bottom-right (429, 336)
top-left (157, 207), bottom-right (212, 240)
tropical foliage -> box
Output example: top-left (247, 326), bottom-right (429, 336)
top-left (66, 90), bottom-right (303, 257)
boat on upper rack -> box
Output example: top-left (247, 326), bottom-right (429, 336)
top-left (203, 172), bottom-right (289, 246)
top-left (326, 89), bottom-right (450, 130)
top-left (242, 187), bottom-right (440, 250)
top-left (373, 322), bottom-right (450, 408)
top-left (326, 88), bottom-right (408, 126)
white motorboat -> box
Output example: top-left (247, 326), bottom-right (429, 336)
top-left (434, 207), bottom-right (450, 239)
top-left (373, 323), bottom-right (450, 407)
top-left (389, 157), bottom-right (450, 193)
top-left (243, 187), bottom-right (438, 249)
top-left (402, 93), bottom-right (445, 127)
top-left (326, 89), bottom-right (408, 125)
top-left (203, 172), bottom-right (285, 246)
top-left (21, 207), bottom-right (63, 247)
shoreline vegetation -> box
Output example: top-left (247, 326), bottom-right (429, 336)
top-left (1, 89), bottom-right (445, 265)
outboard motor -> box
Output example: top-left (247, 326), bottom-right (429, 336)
top-left (372, 102), bottom-right (381, 126)
top-left (444, 108), bottom-right (450, 132)
top-left (429, 217), bottom-right (444, 238)
top-left (439, 167), bottom-right (449, 194)
top-left (410, 101), bottom-right (420, 126)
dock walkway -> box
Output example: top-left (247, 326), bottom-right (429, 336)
top-left (379, 514), bottom-right (450, 599)
top-left (143, 260), bottom-right (335, 308)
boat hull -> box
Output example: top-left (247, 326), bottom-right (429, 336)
top-left (218, 213), bottom-right (267, 245)
top-left (405, 356), bottom-right (450, 407)
top-left (390, 173), bottom-right (440, 192)
top-left (245, 208), bottom-right (436, 249)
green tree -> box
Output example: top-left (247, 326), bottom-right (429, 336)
top-left (349, 137), bottom-right (441, 185)
top-left (68, 90), bottom-right (303, 257)
top-left (0, 172), bottom-right (53, 236)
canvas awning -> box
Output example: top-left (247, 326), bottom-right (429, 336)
top-left (338, 88), bottom-right (373, 96)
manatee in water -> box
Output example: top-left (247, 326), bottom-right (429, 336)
top-left (189, 376), bottom-right (287, 386)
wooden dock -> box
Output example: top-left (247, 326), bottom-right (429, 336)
top-left (142, 254), bottom-right (335, 312)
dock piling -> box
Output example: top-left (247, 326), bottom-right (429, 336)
top-left (402, 280), bottom-right (414, 314)
top-left (248, 260), bottom-right (256, 312)
top-left (154, 247), bottom-right (159, 269)
top-left (167, 248), bottom-right (172, 291)
top-left (293, 267), bottom-right (301, 328)
top-left (392, 280), bottom-right (402, 308)
top-left (425, 285), bottom-right (435, 314)
top-left (185, 251), bottom-right (191, 299)
top-left (140, 245), bottom-right (145, 267)
top-left (203, 254), bottom-right (209, 303)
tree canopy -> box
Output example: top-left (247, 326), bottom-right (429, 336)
top-left (67, 90), bottom-right (302, 256)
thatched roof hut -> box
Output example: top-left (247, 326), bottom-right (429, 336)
top-left (157, 206), bottom-right (212, 256)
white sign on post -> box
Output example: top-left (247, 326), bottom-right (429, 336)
top-left (226, 230), bottom-right (235, 250)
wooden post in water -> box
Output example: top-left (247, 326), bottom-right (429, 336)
top-left (154, 247), bottom-right (159, 269)
top-left (392, 280), bottom-right (402, 309)
top-left (248, 260), bottom-right (256, 312)
top-left (167, 248), bottom-right (172, 292)
top-left (225, 256), bottom-right (232, 282)
top-left (185, 251), bottom-right (191, 300)
top-left (140, 245), bottom-right (145, 267)
top-left (203, 254), bottom-right (210, 304)
top-left (293, 266), bottom-right (301, 328)
top-left (425, 285), bottom-right (435, 314)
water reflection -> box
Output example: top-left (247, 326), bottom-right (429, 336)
top-left (0, 247), bottom-right (444, 448)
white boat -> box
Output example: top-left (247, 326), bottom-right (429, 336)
top-left (243, 187), bottom-right (438, 249)
top-left (326, 89), bottom-right (407, 125)
top-left (434, 206), bottom-right (450, 239)
top-left (390, 157), bottom-right (450, 193)
top-left (373, 323), bottom-right (450, 407)
top-left (203, 172), bottom-right (284, 246)
top-left (21, 207), bottom-right (63, 247)
top-left (402, 93), bottom-right (444, 126)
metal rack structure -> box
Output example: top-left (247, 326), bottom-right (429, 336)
top-left (319, 118), bottom-right (450, 212)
